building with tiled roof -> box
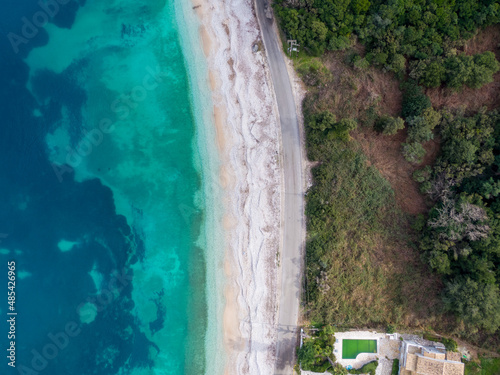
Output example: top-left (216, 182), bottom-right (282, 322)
top-left (399, 340), bottom-right (464, 375)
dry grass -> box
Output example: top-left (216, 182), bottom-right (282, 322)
top-left (426, 25), bottom-right (500, 111)
top-left (303, 51), bottom-right (447, 330)
top-left (301, 50), bottom-right (438, 215)
top-left (304, 137), bottom-right (445, 330)
top-left (353, 127), bottom-right (440, 215)
top-left (311, 50), bottom-right (402, 120)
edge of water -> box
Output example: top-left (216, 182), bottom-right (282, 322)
top-left (173, 2), bottom-right (226, 374)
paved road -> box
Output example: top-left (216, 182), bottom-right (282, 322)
top-left (254, 2), bottom-right (305, 374)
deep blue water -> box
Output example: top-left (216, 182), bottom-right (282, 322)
top-left (0, 0), bottom-right (207, 374)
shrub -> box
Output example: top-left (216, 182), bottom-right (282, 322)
top-left (413, 166), bottom-right (432, 183)
top-left (391, 359), bottom-right (400, 375)
top-left (420, 60), bottom-right (446, 88)
top-left (442, 338), bottom-right (458, 352)
top-left (407, 116), bottom-right (435, 143)
top-left (328, 118), bottom-right (358, 140)
top-left (373, 52), bottom-right (388, 66)
top-left (309, 111), bottom-right (337, 131)
top-left (403, 142), bottom-right (426, 164)
top-left (444, 278), bottom-right (500, 334)
top-left (353, 57), bottom-right (370, 70)
top-left (419, 181), bottom-right (432, 194)
top-left (332, 364), bottom-right (349, 375)
top-left (349, 361), bottom-right (378, 375)
top-left (445, 52), bottom-right (500, 90)
top-left (412, 214), bottom-right (426, 232)
top-left (401, 82), bottom-right (431, 118)
top-left (390, 54), bottom-right (406, 73)
top-left (376, 116), bottom-right (405, 135)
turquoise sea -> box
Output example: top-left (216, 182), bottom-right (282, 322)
top-left (0, 0), bottom-right (223, 374)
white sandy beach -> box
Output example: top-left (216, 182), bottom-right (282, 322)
top-left (193, 0), bottom-right (284, 373)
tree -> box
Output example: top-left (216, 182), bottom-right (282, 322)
top-left (420, 60), bottom-right (446, 88)
top-left (468, 63), bottom-right (497, 88)
top-left (407, 116), bottom-right (435, 143)
top-left (422, 107), bottom-right (442, 129)
top-left (445, 55), bottom-right (471, 89)
top-left (328, 118), bottom-right (358, 140)
top-left (296, 329), bottom-right (335, 372)
top-left (308, 111), bottom-right (337, 132)
top-left (390, 54), bottom-right (406, 73)
top-left (474, 51), bottom-right (500, 72)
top-left (351, 0), bottom-right (371, 14)
top-left (373, 52), bottom-right (388, 66)
top-left (445, 52), bottom-right (500, 89)
top-left (377, 116), bottom-right (405, 135)
top-left (401, 81), bottom-right (431, 118)
top-left (428, 199), bottom-right (490, 242)
top-left (311, 20), bottom-right (329, 43)
top-left (444, 277), bottom-right (500, 333)
top-left (402, 142), bottom-right (426, 164)
top-left (297, 339), bottom-right (321, 369)
top-left (354, 57), bottom-right (370, 70)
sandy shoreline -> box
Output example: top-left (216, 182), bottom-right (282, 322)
top-left (192, 0), bottom-right (283, 373)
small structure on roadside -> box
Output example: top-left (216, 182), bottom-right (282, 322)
top-left (399, 340), bottom-right (464, 375)
top-left (287, 40), bottom-right (299, 57)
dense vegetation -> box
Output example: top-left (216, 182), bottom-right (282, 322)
top-left (296, 325), bottom-right (339, 373)
top-left (274, 0), bottom-right (500, 88)
top-left (413, 108), bottom-right (500, 336)
top-left (274, 0), bottom-right (500, 359)
top-left (465, 357), bottom-right (500, 374)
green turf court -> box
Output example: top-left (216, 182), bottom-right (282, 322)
top-left (342, 339), bottom-right (377, 359)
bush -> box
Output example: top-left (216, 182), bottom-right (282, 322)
top-left (386, 324), bottom-right (395, 334)
top-left (419, 181), bottom-right (432, 194)
top-left (407, 116), bottom-right (435, 143)
top-left (373, 52), bottom-right (388, 66)
top-left (376, 116), bottom-right (405, 135)
top-left (442, 338), bottom-right (458, 352)
top-left (444, 278), bottom-right (500, 334)
top-left (401, 82), bottom-right (431, 118)
top-left (391, 359), bottom-right (400, 375)
top-left (297, 326), bottom-right (336, 372)
top-left (353, 57), bottom-right (370, 70)
top-left (413, 166), bottom-right (432, 183)
top-left (390, 54), bottom-right (406, 73)
top-left (402, 142), bottom-right (426, 164)
top-left (412, 214), bottom-right (427, 232)
top-left (420, 60), bottom-right (446, 88)
top-left (332, 364), bottom-right (349, 375)
top-left (328, 118), bottom-right (358, 140)
top-left (309, 111), bottom-right (337, 131)
top-left (348, 361), bottom-right (378, 375)
top-left (445, 52), bottom-right (500, 90)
